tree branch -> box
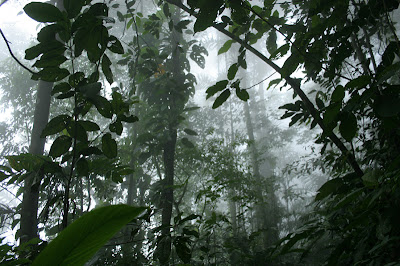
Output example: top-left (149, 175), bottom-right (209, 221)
top-left (0, 28), bottom-right (36, 74)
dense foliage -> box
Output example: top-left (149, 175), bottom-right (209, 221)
top-left (0, 0), bottom-right (399, 265)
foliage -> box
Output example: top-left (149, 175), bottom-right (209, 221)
top-left (32, 205), bottom-right (147, 266)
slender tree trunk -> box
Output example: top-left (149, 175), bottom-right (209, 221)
top-left (157, 3), bottom-right (183, 264)
top-left (20, 81), bottom-right (52, 243)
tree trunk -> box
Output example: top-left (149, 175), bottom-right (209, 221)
top-left (20, 80), bottom-right (52, 243)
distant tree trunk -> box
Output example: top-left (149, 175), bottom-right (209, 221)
top-left (157, 4), bottom-right (183, 264)
top-left (243, 96), bottom-right (279, 250)
top-left (20, 81), bottom-right (52, 243)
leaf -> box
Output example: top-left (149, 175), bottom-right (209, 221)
top-left (49, 136), bottom-right (72, 158)
top-left (339, 112), bottom-right (357, 141)
top-left (91, 95), bottom-right (113, 119)
top-left (235, 88), bottom-right (249, 101)
top-left (374, 94), bottom-right (400, 117)
top-left (78, 121), bottom-right (100, 132)
top-left (218, 40), bottom-right (233, 55)
top-left (331, 85), bottom-right (345, 103)
top-left (315, 178), bottom-right (343, 201)
top-left (32, 205), bottom-right (147, 266)
top-left (76, 158), bottom-right (89, 176)
top-left (212, 89), bottom-right (230, 109)
top-left (63, 0), bottom-right (85, 19)
top-left (323, 102), bottom-right (341, 125)
top-left (102, 133), bottom-right (117, 159)
top-left (227, 64), bottom-right (238, 80)
top-left (109, 121), bottom-right (123, 135)
top-left (102, 54), bottom-right (113, 84)
top-left (24, 2), bottom-right (64, 23)
top-left (35, 68), bottom-right (70, 82)
top-left (184, 129), bottom-right (198, 136)
top-left (281, 53), bottom-right (301, 77)
top-left (41, 115), bottom-right (71, 137)
top-left (362, 170), bottom-right (379, 187)
top-left (206, 80), bottom-right (229, 99)
top-left (174, 236), bottom-right (191, 263)
top-left (108, 36), bottom-right (124, 54)
top-left (181, 138), bottom-right (195, 148)
top-left (33, 54), bottom-right (67, 68)
top-left (79, 82), bottom-right (102, 99)
top-left (270, 43), bottom-right (290, 59)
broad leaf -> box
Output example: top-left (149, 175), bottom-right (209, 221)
top-left (32, 205), bottom-right (147, 266)
top-left (339, 112), bottom-right (357, 141)
top-left (49, 136), bottom-right (72, 158)
top-left (218, 40), bottom-right (233, 55)
top-left (206, 80), bottom-right (228, 99)
top-left (24, 2), bottom-right (64, 23)
top-left (41, 115), bottom-right (71, 137)
top-left (212, 89), bottom-right (231, 109)
top-left (102, 133), bottom-right (117, 158)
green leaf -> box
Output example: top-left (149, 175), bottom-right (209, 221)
top-left (362, 170), bottom-right (379, 187)
top-left (91, 95), bottom-right (113, 119)
top-left (374, 94), bottom-right (400, 117)
top-left (184, 129), bottom-right (198, 136)
top-left (79, 82), bottom-right (102, 99)
top-left (108, 36), bottom-right (124, 54)
top-left (323, 102), bottom-right (341, 125)
top-left (63, 0), bottom-right (85, 19)
top-left (206, 80), bottom-right (229, 99)
top-left (49, 136), bottom-right (72, 157)
top-left (24, 2), bottom-right (64, 23)
top-left (339, 112), bottom-right (357, 142)
top-left (331, 85), bottom-right (345, 103)
top-left (34, 67), bottom-right (70, 82)
top-left (315, 178), bottom-right (343, 201)
top-left (270, 43), bottom-right (290, 59)
top-left (102, 133), bottom-right (117, 159)
top-left (174, 236), bottom-right (191, 263)
top-left (281, 54), bottom-right (301, 77)
top-left (78, 121), bottom-right (100, 132)
top-left (218, 40), bottom-right (233, 55)
top-left (109, 121), bottom-right (123, 135)
top-left (66, 121), bottom-right (88, 142)
top-left (102, 54), bottom-right (113, 84)
top-left (227, 64), bottom-right (238, 80)
top-left (33, 54), bottom-right (67, 68)
top-left (235, 88), bottom-right (249, 101)
top-left (181, 138), bottom-right (195, 148)
top-left (76, 158), bottom-right (89, 176)
top-left (32, 205), bottom-right (147, 266)
top-left (41, 115), bottom-right (71, 137)
top-left (212, 89), bottom-right (231, 109)
top-left (69, 72), bottom-right (85, 87)
top-left (52, 82), bottom-right (71, 96)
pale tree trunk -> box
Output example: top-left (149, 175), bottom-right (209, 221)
top-left (20, 81), bottom-right (52, 243)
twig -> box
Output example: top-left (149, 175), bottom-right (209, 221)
top-left (0, 28), bottom-right (36, 74)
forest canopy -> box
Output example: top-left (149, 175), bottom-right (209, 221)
top-left (0, 0), bottom-right (399, 265)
